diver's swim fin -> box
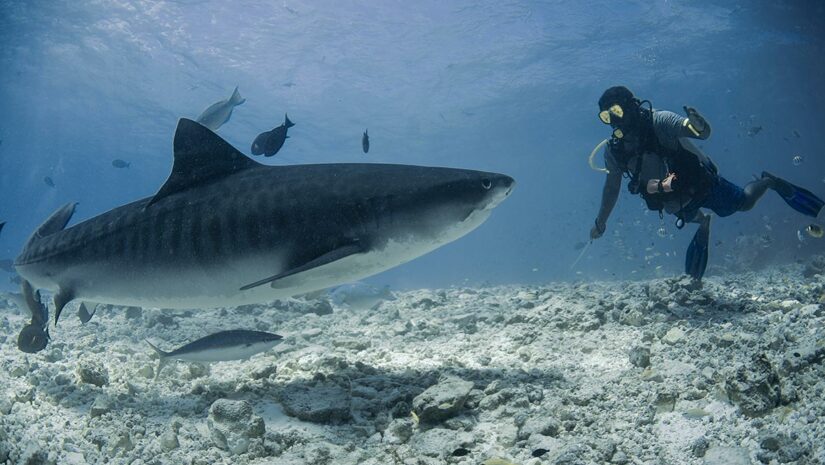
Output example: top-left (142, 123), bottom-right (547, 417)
top-left (685, 220), bottom-right (710, 281)
top-left (762, 171), bottom-right (824, 218)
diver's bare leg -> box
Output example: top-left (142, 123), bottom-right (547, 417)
top-left (739, 178), bottom-right (773, 211)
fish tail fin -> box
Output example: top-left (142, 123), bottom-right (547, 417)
top-left (230, 86), bottom-right (245, 105)
top-left (284, 113), bottom-right (295, 128)
top-left (145, 339), bottom-right (169, 380)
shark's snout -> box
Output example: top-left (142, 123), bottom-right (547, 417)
top-left (481, 173), bottom-right (515, 210)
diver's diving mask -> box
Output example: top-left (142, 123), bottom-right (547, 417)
top-left (599, 104), bottom-right (626, 139)
top-left (598, 104), bottom-right (624, 124)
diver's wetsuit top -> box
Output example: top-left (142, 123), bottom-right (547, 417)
top-left (596, 110), bottom-right (715, 226)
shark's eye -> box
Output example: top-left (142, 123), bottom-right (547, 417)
top-left (481, 179), bottom-right (492, 190)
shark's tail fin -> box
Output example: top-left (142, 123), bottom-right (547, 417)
top-left (284, 113), bottom-right (295, 128)
top-left (145, 339), bottom-right (169, 380)
top-left (230, 86), bottom-right (245, 106)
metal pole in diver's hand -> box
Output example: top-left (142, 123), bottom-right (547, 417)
top-left (570, 240), bottom-right (592, 270)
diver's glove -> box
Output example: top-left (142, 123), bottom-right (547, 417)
top-left (683, 106), bottom-right (708, 136)
top-left (590, 218), bottom-right (606, 240)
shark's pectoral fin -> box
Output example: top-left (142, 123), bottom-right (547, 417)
top-left (78, 302), bottom-right (97, 324)
top-left (240, 243), bottom-right (365, 291)
top-left (54, 287), bottom-right (76, 326)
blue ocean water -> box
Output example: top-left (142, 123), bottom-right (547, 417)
top-left (0, 0), bottom-right (823, 292)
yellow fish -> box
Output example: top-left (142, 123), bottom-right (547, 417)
top-left (805, 224), bottom-right (824, 238)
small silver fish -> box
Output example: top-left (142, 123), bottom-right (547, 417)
top-left (330, 283), bottom-right (396, 310)
top-left (196, 86), bottom-right (245, 131)
top-left (147, 329), bottom-right (282, 379)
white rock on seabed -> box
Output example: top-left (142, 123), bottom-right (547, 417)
top-left (207, 399), bottom-right (265, 455)
top-left (0, 266), bottom-right (824, 464)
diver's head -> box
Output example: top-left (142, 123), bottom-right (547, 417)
top-left (598, 86), bottom-right (641, 139)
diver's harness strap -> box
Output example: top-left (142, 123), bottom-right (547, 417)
top-left (611, 103), bottom-right (718, 229)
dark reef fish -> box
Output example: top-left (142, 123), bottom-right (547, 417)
top-left (13, 118), bottom-right (514, 353)
top-left (17, 280), bottom-right (49, 353)
top-left (44, 176), bottom-right (55, 188)
top-left (251, 114), bottom-right (294, 157)
top-left (146, 329), bottom-right (283, 378)
top-left (112, 159), bottom-right (131, 169)
top-left (362, 129), bottom-right (369, 153)
top-left (0, 221), bottom-right (5, 238)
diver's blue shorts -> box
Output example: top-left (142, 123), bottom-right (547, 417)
top-left (700, 176), bottom-right (746, 217)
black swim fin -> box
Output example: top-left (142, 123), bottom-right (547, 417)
top-left (762, 171), bottom-right (824, 218)
top-left (685, 219), bottom-right (710, 281)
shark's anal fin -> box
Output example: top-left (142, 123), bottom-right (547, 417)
top-left (240, 243), bottom-right (365, 291)
top-left (54, 287), bottom-right (76, 326)
top-left (78, 302), bottom-right (97, 324)
top-left (146, 119), bottom-right (262, 208)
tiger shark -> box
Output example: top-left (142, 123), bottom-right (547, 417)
top-left (14, 119), bottom-right (514, 350)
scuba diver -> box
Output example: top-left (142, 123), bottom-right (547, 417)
top-left (588, 85), bottom-right (824, 280)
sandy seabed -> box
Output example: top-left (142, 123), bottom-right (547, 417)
top-left (1, 266), bottom-right (824, 465)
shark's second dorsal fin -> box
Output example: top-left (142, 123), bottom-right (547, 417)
top-left (25, 202), bottom-right (77, 250)
top-left (147, 118), bottom-right (261, 207)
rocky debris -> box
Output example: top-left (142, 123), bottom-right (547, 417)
top-left (125, 306), bottom-right (142, 319)
top-left (308, 299), bottom-right (334, 316)
top-left (89, 395), bottom-right (113, 418)
top-left (725, 354), bottom-right (781, 417)
top-left (757, 430), bottom-right (806, 463)
top-left (702, 446), bottom-right (751, 465)
top-left (383, 417), bottom-right (414, 444)
top-left (207, 399), bottom-right (265, 455)
top-left (628, 346), bottom-right (651, 368)
top-left (691, 436), bottom-right (710, 458)
top-left (412, 375), bottom-right (474, 423)
top-left (77, 361), bottom-right (109, 387)
top-left (803, 254), bottom-right (825, 278)
top-left (278, 382), bottom-right (352, 423)
top-left (780, 340), bottom-right (825, 374)
top-left (1, 268), bottom-right (825, 464)
top-left (412, 428), bottom-right (474, 459)
top-left (662, 326), bottom-right (685, 345)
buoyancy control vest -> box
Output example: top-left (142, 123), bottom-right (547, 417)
top-left (609, 104), bottom-right (718, 221)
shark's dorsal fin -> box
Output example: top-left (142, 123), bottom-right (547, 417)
top-left (147, 119), bottom-right (261, 207)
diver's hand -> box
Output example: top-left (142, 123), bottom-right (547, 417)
top-left (683, 106), bottom-right (707, 133)
top-left (590, 219), bottom-right (606, 240)
top-left (662, 173), bottom-right (677, 192)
